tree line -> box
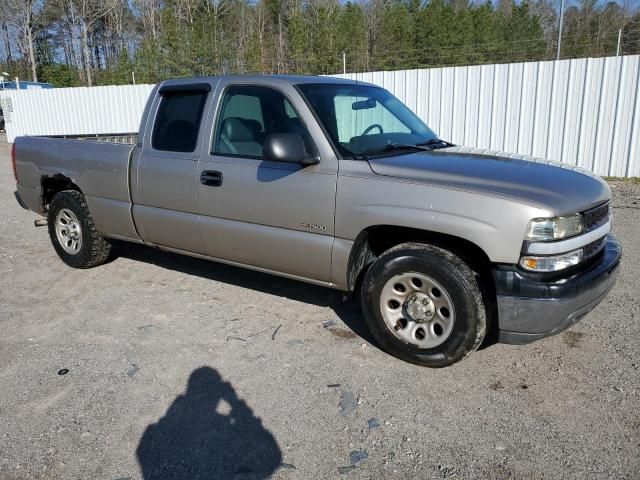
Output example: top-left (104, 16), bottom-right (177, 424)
top-left (1, 0), bottom-right (639, 87)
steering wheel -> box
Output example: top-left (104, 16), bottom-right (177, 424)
top-left (361, 124), bottom-right (383, 136)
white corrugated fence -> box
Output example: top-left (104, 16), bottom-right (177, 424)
top-left (1, 84), bottom-right (154, 142)
top-left (335, 55), bottom-right (640, 177)
top-left (1, 55), bottom-right (639, 177)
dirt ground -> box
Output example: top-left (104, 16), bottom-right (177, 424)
top-left (1, 138), bottom-right (639, 479)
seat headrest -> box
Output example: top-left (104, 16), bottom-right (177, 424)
top-left (241, 119), bottom-right (263, 136)
top-left (221, 117), bottom-right (256, 142)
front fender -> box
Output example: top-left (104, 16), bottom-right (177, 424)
top-left (331, 172), bottom-right (552, 288)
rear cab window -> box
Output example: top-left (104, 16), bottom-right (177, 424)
top-left (152, 87), bottom-right (209, 153)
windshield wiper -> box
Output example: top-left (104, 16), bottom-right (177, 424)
top-left (416, 138), bottom-right (454, 149)
top-left (381, 143), bottom-right (432, 153)
top-left (360, 142), bottom-right (434, 158)
top-left (381, 138), bottom-right (453, 153)
top-left (359, 139), bottom-right (453, 158)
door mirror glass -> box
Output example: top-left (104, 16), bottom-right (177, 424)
top-left (262, 134), bottom-right (318, 165)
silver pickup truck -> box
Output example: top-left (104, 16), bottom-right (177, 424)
top-left (12, 75), bottom-right (621, 367)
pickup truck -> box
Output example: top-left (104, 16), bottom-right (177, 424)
top-left (12, 75), bottom-right (621, 367)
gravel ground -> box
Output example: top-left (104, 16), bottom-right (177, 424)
top-left (1, 138), bottom-right (639, 479)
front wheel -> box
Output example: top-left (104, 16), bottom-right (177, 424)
top-left (361, 243), bottom-right (487, 367)
top-left (47, 190), bottom-right (111, 268)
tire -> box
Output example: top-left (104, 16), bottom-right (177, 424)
top-left (361, 242), bottom-right (487, 368)
top-left (47, 190), bottom-right (111, 268)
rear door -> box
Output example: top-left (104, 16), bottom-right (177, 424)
top-left (197, 80), bottom-right (338, 283)
top-left (132, 82), bottom-right (214, 253)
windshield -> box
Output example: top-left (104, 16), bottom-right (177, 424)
top-left (297, 83), bottom-right (439, 158)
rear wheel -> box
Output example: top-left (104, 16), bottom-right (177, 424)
top-left (47, 190), bottom-right (111, 268)
top-left (361, 242), bottom-right (487, 367)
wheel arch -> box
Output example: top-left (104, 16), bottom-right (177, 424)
top-left (346, 225), bottom-right (494, 293)
top-left (41, 174), bottom-right (83, 211)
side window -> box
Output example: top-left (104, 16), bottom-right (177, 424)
top-left (212, 85), bottom-right (312, 158)
top-left (152, 90), bottom-right (208, 153)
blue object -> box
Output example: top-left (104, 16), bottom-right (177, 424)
top-left (0, 81), bottom-right (53, 90)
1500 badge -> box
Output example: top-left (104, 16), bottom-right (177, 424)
top-left (301, 223), bottom-right (327, 231)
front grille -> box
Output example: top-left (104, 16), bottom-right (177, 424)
top-left (584, 203), bottom-right (609, 230)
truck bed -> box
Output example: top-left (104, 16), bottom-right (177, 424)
top-left (14, 135), bottom-right (138, 239)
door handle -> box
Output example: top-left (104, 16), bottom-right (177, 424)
top-left (200, 170), bottom-right (223, 187)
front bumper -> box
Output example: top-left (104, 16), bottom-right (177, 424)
top-left (493, 234), bottom-right (621, 344)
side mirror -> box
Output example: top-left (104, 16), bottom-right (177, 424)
top-left (262, 134), bottom-right (319, 166)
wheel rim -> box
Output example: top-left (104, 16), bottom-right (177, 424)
top-left (379, 272), bottom-right (456, 349)
top-left (55, 208), bottom-right (82, 255)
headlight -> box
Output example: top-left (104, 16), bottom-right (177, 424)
top-left (520, 248), bottom-right (583, 272)
top-left (524, 214), bottom-right (584, 241)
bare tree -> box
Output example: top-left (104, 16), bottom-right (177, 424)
top-left (1, 22), bottom-right (13, 63)
top-left (132, 0), bottom-right (161, 40)
top-left (71, 0), bottom-right (118, 85)
top-left (359, 0), bottom-right (383, 71)
top-left (1, 0), bottom-right (40, 81)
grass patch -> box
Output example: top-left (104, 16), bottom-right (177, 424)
top-left (603, 176), bottom-right (640, 184)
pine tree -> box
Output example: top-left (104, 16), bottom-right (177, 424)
top-left (286, 2), bottom-right (307, 73)
top-left (416, 0), bottom-right (454, 66)
top-left (472, 1), bottom-right (502, 64)
top-left (338, 2), bottom-right (367, 72)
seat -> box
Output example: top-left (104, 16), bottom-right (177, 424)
top-left (240, 119), bottom-right (265, 142)
top-left (218, 117), bottom-right (263, 157)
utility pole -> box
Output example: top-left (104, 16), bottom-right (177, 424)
top-left (556, 0), bottom-right (565, 61)
top-left (616, 28), bottom-right (622, 56)
top-left (343, 52), bottom-right (346, 75)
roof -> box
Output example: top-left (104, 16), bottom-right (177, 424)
top-left (263, 74), bottom-right (372, 85)
top-left (158, 74), bottom-right (376, 89)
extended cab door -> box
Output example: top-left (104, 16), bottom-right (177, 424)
top-left (131, 82), bottom-right (215, 253)
top-left (197, 81), bottom-right (338, 283)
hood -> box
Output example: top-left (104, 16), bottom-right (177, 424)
top-left (367, 146), bottom-right (610, 216)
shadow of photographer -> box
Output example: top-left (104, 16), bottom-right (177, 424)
top-left (136, 366), bottom-right (282, 479)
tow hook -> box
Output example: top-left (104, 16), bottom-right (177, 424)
top-left (34, 219), bottom-right (48, 227)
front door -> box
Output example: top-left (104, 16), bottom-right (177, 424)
top-left (197, 82), bottom-right (338, 283)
